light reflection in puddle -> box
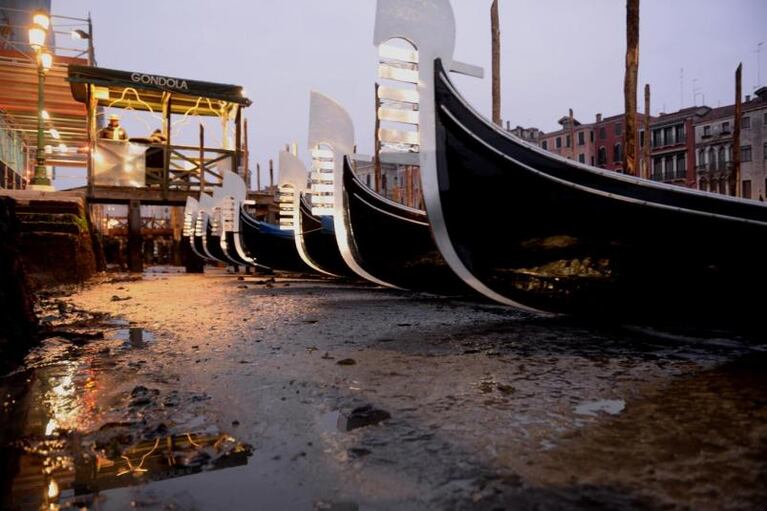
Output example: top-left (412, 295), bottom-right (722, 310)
top-left (574, 399), bottom-right (626, 417)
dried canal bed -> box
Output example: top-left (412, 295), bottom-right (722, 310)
top-left (1, 268), bottom-right (766, 510)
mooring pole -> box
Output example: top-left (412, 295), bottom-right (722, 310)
top-left (256, 163), bottom-right (261, 191)
top-left (269, 159), bottom-right (274, 190)
top-left (733, 63), bottom-right (742, 197)
top-left (199, 123), bottom-right (205, 194)
top-left (569, 108), bottom-right (576, 159)
top-left (374, 82), bottom-right (382, 192)
top-left (491, 0), bottom-right (501, 126)
top-left (623, 0), bottom-right (640, 176)
top-left (243, 117), bottom-right (250, 188)
top-left (643, 84), bottom-right (651, 180)
top-left (127, 200), bottom-right (143, 273)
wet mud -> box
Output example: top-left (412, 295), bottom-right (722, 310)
top-left (1, 268), bottom-right (765, 510)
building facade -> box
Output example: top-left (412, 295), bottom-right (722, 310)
top-left (538, 116), bottom-right (596, 166)
top-left (507, 124), bottom-right (544, 146)
top-left (694, 87), bottom-right (767, 199)
top-left (593, 112), bottom-right (648, 174)
top-left (648, 106), bottom-right (709, 188)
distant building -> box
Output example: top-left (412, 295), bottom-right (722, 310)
top-left (506, 123), bottom-right (544, 146)
top-left (694, 87), bottom-right (767, 199)
top-left (538, 116), bottom-right (596, 166)
top-left (648, 106), bottom-right (709, 188)
top-left (593, 112), bottom-right (648, 174)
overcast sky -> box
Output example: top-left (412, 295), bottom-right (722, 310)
top-left (51, 0), bottom-right (766, 186)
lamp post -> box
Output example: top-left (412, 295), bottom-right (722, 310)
top-left (28, 10), bottom-right (54, 190)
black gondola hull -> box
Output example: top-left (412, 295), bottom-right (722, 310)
top-left (343, 157), bottom-right (472, 296)
top-left (298, 194), bottom-right (354, 277)
top-left (432, 59), bottom-right (767, 324)
top-left (239, 209), bottom-right (310, 273)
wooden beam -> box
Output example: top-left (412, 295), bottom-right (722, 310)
top-left (623, 0), bottom-right (640, 176)
top-left (374, 82), bottom-right (382, 192)
top-left (491, 0), bottom-right (501, 126)
top-left (733, 62), bottom-right (742, 197)
top-left (199, 123), bottom-right (206, 194)
top-left (569, 108), bottom-right (576, 159)
top-left (243, 117), bottom-right (250, 188)
top-left (256, 163), bottom-right (261, 191)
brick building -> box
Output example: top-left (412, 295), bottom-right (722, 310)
top-left (593, 112), bottom-right (648, 174)
top-left (506, 124), bottom-right (544, 146)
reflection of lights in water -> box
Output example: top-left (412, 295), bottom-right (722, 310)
top-left (116, 437), bottom-right (160, 477)
top-left (45, 418), bottom-right (59, 436)
top-left (47, 479), bottom-right (59, 499)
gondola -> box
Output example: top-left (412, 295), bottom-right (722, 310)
top-left (183, 196), bottom-right (212, 263)
top-left (216, 171), bottom-right (258, 267)
top-left (238, 207), bottom-right (310, 273)
top-left (375, 0), bottom-right (767, 324)
top-left (341, 156), bottom-right (472, 295)
top-left (192, 193), bottom-right (226, 264)
top-left (277, 149), bottom-right (351, 277)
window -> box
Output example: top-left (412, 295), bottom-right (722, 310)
top-left (556, 137), bottom-right (561, 149)
top-left (639, 130), bottom-right (645, 147)
top-left (590, 131), bottom-right (594, 143)
top-left (578, 131), bottom-right (585, 146)
top-left (703, 125), bottom-right (711, 137)
top-left (741, 145), bottom-right (752, 162)
top-left (708, 147), bottom-right (717, 169)
top-left (721, 121), bottom-right (730, 133)
top-left (653, 129), bottom-right (662, 147)
top-left (664, 127), bottom-right (673, 145)
top-left (578, 153), bottom-right (585, 163)
top-left (591, 156), bottom-right (595, 166)
top-left (653, 157), bottom-right (662, 179)
top-left (615, 123), bottom-right (623, 136)
top-left (741, 116), bottom-right (751, 129)
top-left (613, 143), bottom-right (622, 162)
top-left (599, 127), bottom-right (606, 139)
top-left (743, 180), bottom-right (752, 199)
top-left (676, 153), bottom-right (686, 179)
top-left (698, 149), bottom-right (705, 167)
top-left (542, 140), bottom-right (548, 150)
top-left (366, 174), bottom-right (371, 187)
top-left (566, 135), bottom-right (571, 148)
top-left (664, 156), bottom-right (674, 179)
top-left (764, 142), bottom-right (767, 160)
top-left (675, 124), bottom-right (685, 143)
top-left (598, 146), bottom-right (607, 165)
top-left (764, 112), bottom-right (767, 125)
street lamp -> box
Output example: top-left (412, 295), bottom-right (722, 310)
top-left (28, 10), bottom-right (53, 190)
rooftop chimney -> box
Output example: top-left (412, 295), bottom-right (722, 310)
top-left (596, 113), bottom-right (602, 122)
top-left (745, 95), bottom-right (751, 102)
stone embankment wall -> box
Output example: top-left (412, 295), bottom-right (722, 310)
top-left (0, 197), bottom-right (38, 356)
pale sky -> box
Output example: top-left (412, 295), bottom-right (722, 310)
top-left (51, 0), bottom-right (766, 187)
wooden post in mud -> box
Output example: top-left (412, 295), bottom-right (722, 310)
top-left (491, 0), bottom-right (502, 126)
top-left (733, 63), bottom-right (742, 197)
top-left (623, 0), bottom-right (640, 176)
top-left (269, 159), bottom-right (274, 190)
top-left (374, 82), bottom-right (382, 192)
top-left (127, 200), bottom-right (143, 273)
top-left (643, 84), bottom-right (651, 180)
top-left (256, 163), bottom-right (261, 191)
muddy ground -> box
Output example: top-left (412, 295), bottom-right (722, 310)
top-left (1, 267), bottom-right (766, 510)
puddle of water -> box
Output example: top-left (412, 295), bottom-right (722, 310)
top-left (574, 399), bottom-right (626, 417)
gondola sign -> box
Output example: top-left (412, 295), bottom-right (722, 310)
top-left (130, 73), bottom-right (189, 91)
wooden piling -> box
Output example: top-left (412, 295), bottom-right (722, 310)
top-left (643, 84), bottom-right (651, 180)
top-left (127, 200), bottom-right (143, 273)
top-left (256, 163), bottom-right (261, 191)
top-left (199, 124), bottom-right (205, 194)
top-left (243, 118), bottom-right (250, 188)
top-left (569, 108), bottom-right (576, 159)
top-left (269, 159), bottom-right (274, 190)
top-left (623, 0), bottom-right (639, 176)
top-left (491, 0), bottom-right (501, 126)
top-left (733, 63), bottom-right (742, 196)
top-left (374, 82), bottom-right (382, 192)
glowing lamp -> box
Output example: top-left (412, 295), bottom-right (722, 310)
top-left (28, 25), bottom-right (45, 50)
top-left (49, 128), bottom-right (60, 139)
top-left (41, 110), bottom-right (50, 120)
top-left (39, 51), bottom-right (53, 71)
top-left (33, 12), bottom-right (50, 31)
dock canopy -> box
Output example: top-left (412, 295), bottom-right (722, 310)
top-left (67, 65), bottom-right (252, 116)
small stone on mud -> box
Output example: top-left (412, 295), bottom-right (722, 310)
top-left (321, 352), bottom-right (334, 360)
top-left (232, 420), bottom-right (240, 426)
top-left (237, 284), bottom-right (248, 289)
top-left (348, 447), bottom-right (371, 458)
top-left (237, 276), bottom-right (245, 281)
top-left (111, 295), bottom-right (132, 302)
top-left (337, 358), bottom-right (356, 366)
